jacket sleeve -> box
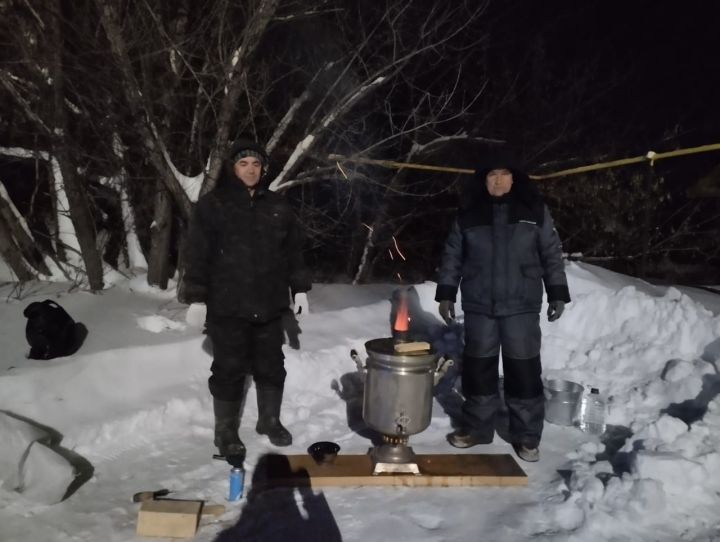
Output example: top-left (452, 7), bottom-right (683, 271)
top-left (287, 211), bottom-right (312, 296)
top-left (435, 218), bottom-right (463, 302)
top-left (179, 199), bottom-right (214, 304)
top-left (538, 205), bottom-right (571, 303)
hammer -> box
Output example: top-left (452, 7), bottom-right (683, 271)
top-left (132, 488), bottom-right (170, 502)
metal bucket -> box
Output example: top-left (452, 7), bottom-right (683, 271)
top-left (544, 379), bottom-right (584, 426)
top-left (362, 338), bottom-right (438, 436)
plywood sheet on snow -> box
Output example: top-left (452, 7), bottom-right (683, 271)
top-left (262, 453), bottom-right (527, 488)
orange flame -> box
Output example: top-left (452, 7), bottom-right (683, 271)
top-left (393, 292), bottom-right (410, 332)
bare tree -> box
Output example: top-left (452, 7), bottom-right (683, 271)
top-left (0, 192), bottom-right (36, 281)
top-left (46, 0), bottom-right (104, 290)
top-left (0, 2), bottom-right (104, 289)
top-left (5, 0), bottom-right (712, 287)
top-left (0, 180), bottom-right (50, 278)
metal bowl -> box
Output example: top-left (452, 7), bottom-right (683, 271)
top-left (307, 441), bottom-right (340, 465)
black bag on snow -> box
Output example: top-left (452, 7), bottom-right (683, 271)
top-left (23, 300), bottom-right (77, 360)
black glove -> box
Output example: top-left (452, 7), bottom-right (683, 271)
top-left (438, 300), bottom-right (455, 324)
top-left (547, 300), bottom-right (565, 322)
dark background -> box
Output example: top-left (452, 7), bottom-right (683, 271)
top-left (1, 0), bottom-right (719, 286)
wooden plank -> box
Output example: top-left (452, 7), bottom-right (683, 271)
top-left (136, 499), bottom-right (202, 538)
top-left (201, 503), bottom-right (226, 517)
top-left (261, 453), bottom-right (527, 489)
top-left (393, 341), bottom-right (431, 353)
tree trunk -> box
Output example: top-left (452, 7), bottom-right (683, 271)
top-left (147, 180), bottom-right (172, 288)
top-left (48, 1), bottom-right (104, 291)
top-left (95, 0), bottom-right (192, 222)
top-left (0, 184), bottom-right (50, 275)
top-left (0, 213), bottom-right (35, 281)
top-left (352, 226), bottom-right (376, 284)
top-left (119, 184), bottom-right (147, 270)
top-left (200, 0), bottom-right (281, 195)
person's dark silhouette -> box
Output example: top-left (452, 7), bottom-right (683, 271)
top-left (214, 453), bottom-right (342, 541)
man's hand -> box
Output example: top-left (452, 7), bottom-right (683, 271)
top-left (547, 300), bottom-right (565, 322)
top-left (294, 292), bottom-right (309, 316)
top-left (438, 300), bottom-right (455, 325)
top-left (185, 302), bottom-right (207, 328)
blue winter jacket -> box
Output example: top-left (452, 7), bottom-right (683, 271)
top-left (435, 176), bottom-right (570, 316)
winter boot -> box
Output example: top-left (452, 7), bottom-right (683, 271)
top-left (213, 398), bottom-right (246, 462)
top-left (447, 427), bottom-right (494, 448)
top-left (447, 393), bottom-right (497, 448)
top-left (255, 386), bottom-right (292, 446)
top-left (513, 442), bottom-right (540, 462)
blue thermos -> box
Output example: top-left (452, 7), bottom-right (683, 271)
top-left (228, 466), bottom-right (245, 501)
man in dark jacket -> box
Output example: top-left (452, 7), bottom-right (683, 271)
top-left (435, 148), bottom-right (570, 462)
top-left (181, 140), bottom-right (311, 462)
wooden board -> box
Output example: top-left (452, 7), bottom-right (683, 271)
top-left (201, 503), bottom-right (226, 517)
top-left (261, 453), bottom-right (527, 488)
top-left (136, 499), bottom-right (202, 539)
top-left (393, 341), bottom-right (431, 353)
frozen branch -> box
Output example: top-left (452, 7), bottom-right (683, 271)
top-left (0, 69), bottom-right (52, 135)
top-left (266, 61), bottom-right (337, 155)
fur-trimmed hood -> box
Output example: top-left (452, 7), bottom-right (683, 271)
top-left (460, 146), bottom-right (542, 209)
top-left (459, 146), bottom-right (545, 225)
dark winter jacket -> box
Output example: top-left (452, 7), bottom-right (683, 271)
top-left (181, 144), bottom-right (311, 322)
top-left (435, 167), bottom-right (570, 316)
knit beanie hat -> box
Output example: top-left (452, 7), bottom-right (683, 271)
top-left (232, 148), bottom-right (267, 167)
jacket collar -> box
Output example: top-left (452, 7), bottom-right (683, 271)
top-left (220, 179), bottom-right (268, 199)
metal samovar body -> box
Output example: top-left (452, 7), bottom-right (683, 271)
top-left (352, 337), bottom-right (452, 474)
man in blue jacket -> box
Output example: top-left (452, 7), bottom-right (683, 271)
top-left (435, 148), bottom-right (570, 462)
top-left (181, 140), bottom-right (311, 463)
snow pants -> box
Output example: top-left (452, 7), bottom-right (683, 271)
top-left (461, 311), bottom-right (545, 447)
top-left (206, 317), bottom-right (286, 402)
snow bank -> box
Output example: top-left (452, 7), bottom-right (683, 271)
top-left (526, 264), bottom-right (720, 539)
top-left (0, 413), bottom-right (76, 504)
top-left (1, 263), bottom-right (719, 542)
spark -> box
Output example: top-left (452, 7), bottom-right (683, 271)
top-left (392, 236), bottom-right (406, 261)
top-left (361, 223), bottom-right (373, 232)
top-left (336, 161), bottom-right (349, 180)
top-left (388, 249), bottom-right (394, 260)
top-left (396, 272), bottom-right (403, 281)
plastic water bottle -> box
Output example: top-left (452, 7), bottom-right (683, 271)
top-left (228, 466), bottom-right (245, 501)
top-left (579, 387), bottom-right (606, 435)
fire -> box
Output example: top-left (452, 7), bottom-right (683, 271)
top-left (394, 291), bottom-right (410, 333)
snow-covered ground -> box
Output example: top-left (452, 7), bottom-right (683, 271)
top-left (1, 262), bottom-right (719, 542)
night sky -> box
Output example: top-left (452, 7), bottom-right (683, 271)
top-left (1, 1), bottom-right (718, 283)
top-left (502, 1), bottom-right (720, 149)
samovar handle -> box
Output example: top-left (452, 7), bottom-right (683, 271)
top-left (433, 356), bottom-right (455, 386)
top-left (349, 349), bottom-right (366, 373)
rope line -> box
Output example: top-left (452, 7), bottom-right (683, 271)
top-left (328, 142), bottom-right (720, 181)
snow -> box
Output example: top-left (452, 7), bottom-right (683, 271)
top-left (1, 262), bottom-right (719, 541)
top-left (119, 185), bottom-right (148, 269)
top-left (0, 146), bottom-right (49, 160)
top-left (161, 149), bottom-right (204, 203)
top-left (48, 158), bottom-right (83, 268)
top-left (409, 133), bottom-right (506, 154)
top-left (269, 134), bottom-right (316, 191)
